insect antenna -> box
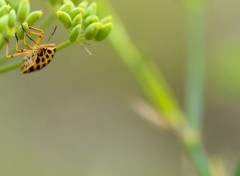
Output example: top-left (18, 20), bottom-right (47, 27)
top-left (21, 24), bottom-right (39, 47)
top-left (26, 34), bottom-right (39, 46)
top-left (46, 26), bottom-right (57, 44)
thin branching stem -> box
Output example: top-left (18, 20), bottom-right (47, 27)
top-left (0, 60), bottom-right (22, 74)
top-left (99, 1), bottom-right (211, 176)
top-left (185, 9), bottom-right (206, 132)
top-left (184, 5), bottom-right (210, 176)
top-left (56, 40), bottom-right (72, 51)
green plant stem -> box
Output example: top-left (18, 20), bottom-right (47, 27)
top-left (185, 10), bottom-right (206, 131)
top-left (0, 60), bottom-right (22, 74)
top-left (184, 142), bottom-right (210, 176)
top-left (184, 7), bottom-right (210, 176)
top-left (99, 1), bottom-right (184, 129)
top-left (184, 9), bottom-right (210, 176)
top-left (56, 40), bottom-right (72, 51)
top-left (233, 156), bottom-right (240, 176)
top-left (99, 1), bottom-right (210, 176)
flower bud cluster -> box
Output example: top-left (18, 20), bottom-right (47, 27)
top-left (56, 0), bottom-right (112, 42)
top-left (0, 0), bottom-right (112, 49)
top-left (0, 0), bottom-right (43, 41)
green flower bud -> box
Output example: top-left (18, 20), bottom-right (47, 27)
top-left (83, 15), bottom-right (99, 28)
top-left (0, 15), bottom-right (8, 32)
top-left (7, 27), bottom-right (16, 38)
top-left (101, 16), bottom-right (112, 24)
top-left (69, 24), bottom-right (81, 42)
top-left (16, 26), bottom-right (23, 39)
top-left (72, 13), bottom-right (82, 27)
top-left (8, 9), bottom-right (17, 28)
top-left (5, 0), bottom-right (21, 11)
top-left (26, 11), bottom-right (43, 25)
top-left (78, 1), bottom-right (88, 9)
top-left (22, 22), bottom-right (29, 31)
top-left (17, 0), bottom-right (30, 23)
top-left (0, 5), bottom-right (11, 18)
top-left (84, 2), bottom-right (97, 18)
top-left (56, 11), bottom-right (72, 29)
top-left (95, 22), bottom-right (112, 41)
top-left (5, 27), bottom-right (15, 38)
top-left (70, 7), bottom-right (84, 19)
top-left (85, 22), bottom-right (102, 40)
top-left (59, 1), bottom-right (74, 13)
top-left (0, 28), bottom-right (14, 41)
top-left (16, 22), bottom-right (29, 39)
top-left (0, 0), bottom-right (6, 6)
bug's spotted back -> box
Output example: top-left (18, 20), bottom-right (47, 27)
top-left (20, 47), bottom-right (56, 74)
top-left (5, 25), bottom-right (57, 74)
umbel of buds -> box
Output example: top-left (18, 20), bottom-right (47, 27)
top-left (56, 1), bottom-right (112, 42)
top-left (0, 0), bottom-right (43, 48)
top-left (0, 0), bottom-right (112, 49)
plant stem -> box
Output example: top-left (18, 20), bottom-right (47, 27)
top-left (56, 40), bottom-right (72, 51)
top-left (99, 1), bottom-right (185, 129)
top-left (185, 9), bottom-right (206, 131)
top-left (185, 143), bottom-right (210, 176)
top-left (182, 2), bottom-right (210, 175)
top-left (0, 60), bottom-right (22, 74)
top-left (184, 9), bottom-right (210, 176)
top-left (99, 1), bottom-right (210, 176)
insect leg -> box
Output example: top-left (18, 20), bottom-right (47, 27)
top-left (28, 26), bottom-right (44, 46)
top-left (5, 40), bottom-right (29, 59)
top-left (23, 32), bottom-right (34, 49)
top-left (20, 24), bottom-right (34, 50)
top-left (15, 32), bottom-right (31, 53)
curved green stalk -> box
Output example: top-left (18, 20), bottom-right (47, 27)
top-left (99, 1), bottom-right (210, 175)
top-left (98, 0), bottom-right (185, 130)
top-left (185, 9), bottom-right (206, 131)
top-left (56, 40), bottom-right (72, 51)
top-left (183, 4), bottom-right (210, 176)
top-left (0, 60), bottom-right (22, 74)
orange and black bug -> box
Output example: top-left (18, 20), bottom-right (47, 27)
top-left (5, 25), bottom-right (57, 74)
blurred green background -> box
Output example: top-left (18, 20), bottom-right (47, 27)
top-left (1, 0), bottom-right (240, 175)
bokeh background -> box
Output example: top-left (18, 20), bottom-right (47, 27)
top-left (1, 0), bottom-right (240, 175)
